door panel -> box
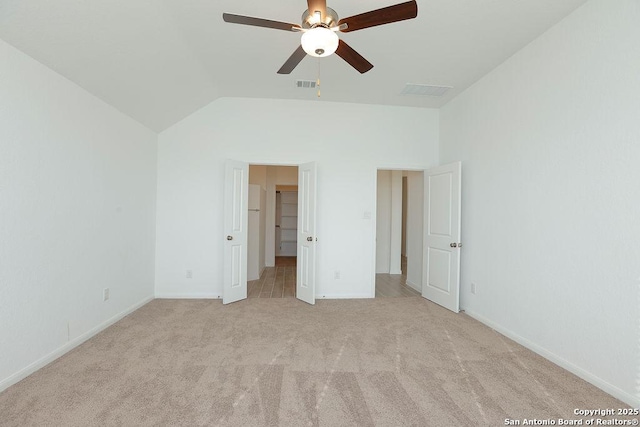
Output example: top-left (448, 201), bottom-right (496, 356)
top-left (422, 162), bottom-right (461, 312)
top-left (231, 245), bottom-right (242, 287)
top-left (223, 160), bottom-right (248, 304)
top-left (426, 248), bottom-right (451, 293)
top-left (428, 173), bottom-right (452, 236)
top-left (300, 244), bottom-right (310, 287)
top-left (297, 162), bottom-right (316, 305)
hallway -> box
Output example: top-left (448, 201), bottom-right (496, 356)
top-left (247, 257), bottom-right (296, 298)
top-left (375, 256), bottom-right (420, 297)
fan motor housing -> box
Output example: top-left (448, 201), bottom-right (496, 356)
top-left (301, 7), bottom-right (339, 29)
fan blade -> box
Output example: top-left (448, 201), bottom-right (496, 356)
top-left (335, 40), bottom-right (373, 74)
top-left (338, 0), bottom-right (418, 33)
top-left (277, 46), bottom-right (307, 74)
top-left (307, 0), bottom-right (327, 19)
top-left (223, 13), bottom-right (301, 32)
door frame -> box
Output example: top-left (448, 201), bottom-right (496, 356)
top-left (371, 166), bottom-right (428, 298)
top-left (225, 160), bottom-right (315, 303)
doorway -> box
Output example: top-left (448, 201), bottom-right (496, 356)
top-left (247, 165), bottom-right (300, 298)
top-left (374, 169), bottom-right (424, 298)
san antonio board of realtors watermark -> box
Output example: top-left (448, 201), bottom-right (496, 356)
top-left (504, 407), bottom-right (639, 426)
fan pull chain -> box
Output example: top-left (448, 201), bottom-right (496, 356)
top-left (317, 58), bottom-right (321, 98)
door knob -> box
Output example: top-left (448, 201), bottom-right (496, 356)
top-left (450, 242), bottom-right (457, 248)
top-left (307, 236), bottom-right (313, 242)
top-left (227, 235), bottom-right (233, 241)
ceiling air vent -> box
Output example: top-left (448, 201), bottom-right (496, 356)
top-left (296, 79), bottom-right (317, 89)
top-left (400, 84), bottom-right (452, 96)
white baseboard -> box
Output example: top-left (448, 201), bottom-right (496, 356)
top-left (317, 293), bottom-right (374, 299)
top-left (155, 293), bottom-right (221, 299)
top-left (156, 293), bottom-right (373, 300)
top-left (464, 310), bottom-right (640, 408)
top-left (0, 295), bottom-right (154, 393)
top-left (156, 293), bottom-right (375, 300)
top-left (405, 279), bottom-right (421, 293)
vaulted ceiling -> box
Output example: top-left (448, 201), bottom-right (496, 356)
top-left (0, 0), bottom-right (587, 131)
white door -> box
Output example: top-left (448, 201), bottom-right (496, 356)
top-left (223, 160), bottom-right (248, 304)
top-left (296, 162), bottom-right (317, 305)
top-left (422, 162), bottom-right (461, 312)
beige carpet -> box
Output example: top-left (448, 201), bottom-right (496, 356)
top-left (0, 298), bottom-right (629, 426)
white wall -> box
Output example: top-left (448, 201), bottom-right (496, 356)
top-left (439, 0), bottom-right (640, 406)
top-left (376, 170), bottom-right (403, 275)
top-left (0, 39), bottom-right (157, 391)
top-left (275, 166), bottom-right (298, 186)
top-left (265, 167), bottom-right (277, 266)
top-left (247, 184), bottom-right (264, 281)
top-left (155, 98), bottom-right (439, 298)
top-left (405, 171), bottom-right (424, 290)
top-left (401, 176), bottom-right (408, 257)
top-left (248, 165), bottom-right (267, 188)
top-left (389, 171), bottom-right (403, 275)
top-left (259, 186), bottom-right (266, 274)
top-left (376, 170), bottom-right (392, 274)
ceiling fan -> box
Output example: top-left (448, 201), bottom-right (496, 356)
top-left (222, 0), bottom-right (418, 74)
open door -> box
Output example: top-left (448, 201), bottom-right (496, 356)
top-left (422, 162), bottom-right (461, 312)
top-left (296, 162), bottom-right (317, 305)
top-left (223, 160), bottom-right (248, 304)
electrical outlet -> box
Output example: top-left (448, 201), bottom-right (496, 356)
top-left (186, 270), bottom-right (193, 279)
top-left (334, 271), bottom-right (340, 279)
top-left (103, 288), bottom-right (110, 301)
top-left (470, 282), bottom-right (477, 295)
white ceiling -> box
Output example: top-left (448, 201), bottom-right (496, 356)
top-left (0, 0), bottom-right (587, 131)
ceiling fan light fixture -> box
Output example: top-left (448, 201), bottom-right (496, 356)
top-left (301, 27), bottom-right (339, 57)
top-left (308, 11), bottom-right (322, 25)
